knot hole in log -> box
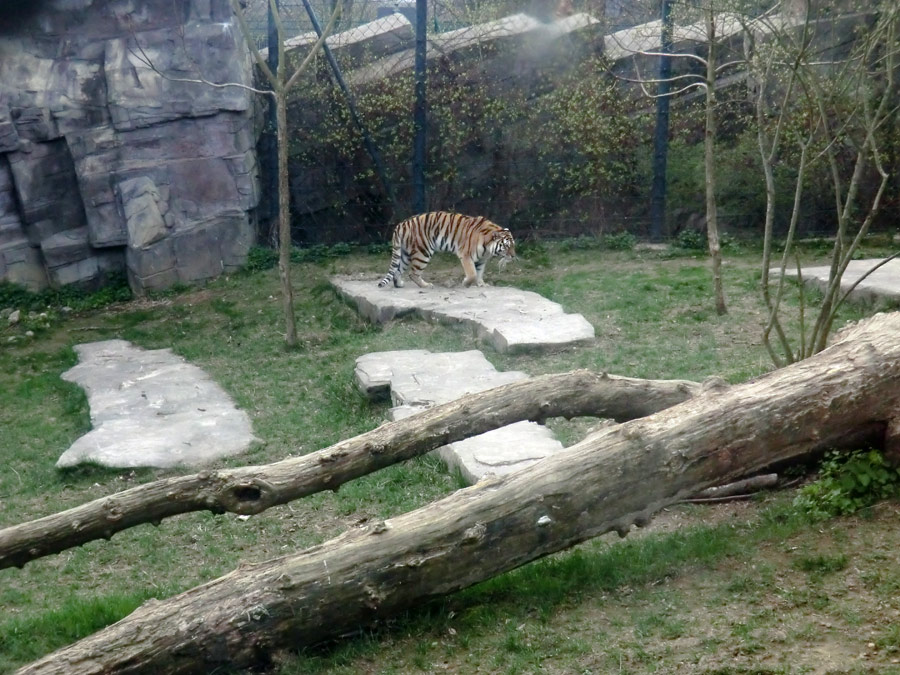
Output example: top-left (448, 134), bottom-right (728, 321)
top-left (235, 486), bottom-right (262, 501)
top-left (220, 479), bottom-right (278, 514)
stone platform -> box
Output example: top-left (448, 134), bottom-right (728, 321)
top-left (355, 349), bottom-right (562, 483)
top-left (57, 339), bottom-right (258, 469)
top-left (775, 258), bottom-right (900, 305)
top-left (333, 276), bottom-right (595, 353)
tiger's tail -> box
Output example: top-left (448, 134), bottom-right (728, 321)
top-left (377, 257), bottom-right (400, 288)
top-left (377, 234), bottom-right (405, 288)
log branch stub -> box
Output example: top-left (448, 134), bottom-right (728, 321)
top-left (688, 473), bottom-right (779, 500)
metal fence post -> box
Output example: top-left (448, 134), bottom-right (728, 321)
top-left (260, 0), bottom-right (281, 243)
top-left (413, 0), bottom-right (427, 214)
top-left (649, 0), bottom-right (673, 241)
top-left (298, 0), bottom-right (397, 213)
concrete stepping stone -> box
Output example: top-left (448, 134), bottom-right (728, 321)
top-left (355, 349), bottom-right (563, 483)
top-left (57, 339), bottom-right (258, 469)
top-left (774, 258), bottom-right (900, 305)
top-left (332, 276), bottom-right (595, 353)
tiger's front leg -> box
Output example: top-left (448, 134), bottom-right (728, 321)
top-left (460, 257), bottom-right (481, 287)
top-left (474, 258), bottom-right (489, 286)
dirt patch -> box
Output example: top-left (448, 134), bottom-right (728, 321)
top-left (580, 501), bottom-right (900, 674)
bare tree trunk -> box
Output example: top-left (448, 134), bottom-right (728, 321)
top-left (704, 9), bottom-right (727, 316)
top-left (229, 0), bottom-right (341, 349)
top-left (275, 92), bottom-right (297, 348)
top-left (0, 372), bottom-right (702, 570)
top-left (18, 313), bottom-right (900, 675)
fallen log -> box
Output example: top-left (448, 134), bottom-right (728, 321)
top-left (0, 371), bottom-right (701, 570)
top-left (19, 312), bottom-right (900, 675)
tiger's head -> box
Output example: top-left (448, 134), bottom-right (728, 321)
top-left (491, 228), bottom-right (516, 268)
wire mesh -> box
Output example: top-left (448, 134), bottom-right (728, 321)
top-left (247, 0), bottom-right (870, 246)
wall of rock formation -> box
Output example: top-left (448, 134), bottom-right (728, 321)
top-left (0, 0), bottom-right (259, 293)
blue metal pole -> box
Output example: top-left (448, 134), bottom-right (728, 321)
top-left (413, 0), bottom-right (427, 214)
top-left (649, 0), bottom-right (673, 241)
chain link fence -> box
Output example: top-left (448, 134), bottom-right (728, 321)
top-left (240, 0), bottom-right (652, 48)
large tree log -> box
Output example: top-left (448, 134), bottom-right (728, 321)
top-left (0, 372), bottom-right (702, 570)
top-left (19, 313), bottom-right (900, 675)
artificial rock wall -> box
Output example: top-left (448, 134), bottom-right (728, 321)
top-left (0, 0), bottom-right (259, 293)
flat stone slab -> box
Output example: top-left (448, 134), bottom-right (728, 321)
top-left (775, 258), bottom-right (900, 305)
top-left (57, 339), bottom-right (258, 469)
top-left (333, 276), bottom-right (595, 353)
top-left (355, 349), bottom-right (562, 483)
top-left (355, 349), bottom-right (527, 403)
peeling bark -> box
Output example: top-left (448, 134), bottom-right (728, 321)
top-left (17, 312), bottom-right (900, 675)
top-left (0, 372), bottom-right (701, 570)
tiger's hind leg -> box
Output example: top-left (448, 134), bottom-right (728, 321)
top-left (378, 247), bottom-right (406, 288)
top-left (409, 250), bottom-right (434, 288)
top-left (391, 248), bottom-right (411, 287)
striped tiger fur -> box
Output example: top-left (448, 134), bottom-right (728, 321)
top-left (377, 212), bottom-right (516, 289)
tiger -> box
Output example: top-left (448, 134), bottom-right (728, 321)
top-left (377, 212), bottom-right (516, 289)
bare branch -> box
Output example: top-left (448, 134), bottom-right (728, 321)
top-left (714, 58), bottom-right (746, 74)
top-left (285, 1), bottom-right (342, 92)
top-left (613, 71), bottom-right (706, 99)
top-left (831, 252), bottom-right (900, 316)
top-left (126, 39), bottom-right (274, 99)
top-left (615, 52), bottom-right (706, 99)
top-left (623, 46), bottom-right (710, 67)
top-left (796, 252), bottom-right (806, 357)
top-left (765, 134), bottom-right (810, 361)
top-left (230, 0), bottom-right (277, 86)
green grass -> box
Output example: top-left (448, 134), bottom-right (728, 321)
top-left (793, 553), bottom-right (849, 577)
top-left (0, 239), bottom-right (897, 672)
top-left (0, 590), bottom-right (161, 671)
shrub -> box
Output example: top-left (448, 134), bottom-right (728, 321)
top-left (794, 449), bottom-right (900, 520)
top-left (674, 229), bottom-right (707, 250)
top-left (291, 243), bottom-right (354, 263)
top-left (244, 246), bottom-right (279, 272)
top-left (603, 231), bottom-right (637, 251)
top-left (0, 274), bottom-right (132, 314)
top-left (559, 235), bottom-right (602, 252)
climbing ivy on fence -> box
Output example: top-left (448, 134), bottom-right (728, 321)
top-left (286, 46), bottom-right (653, 235)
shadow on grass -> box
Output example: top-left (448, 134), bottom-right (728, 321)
top-left (55, 462), bottom-right (158, 488)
